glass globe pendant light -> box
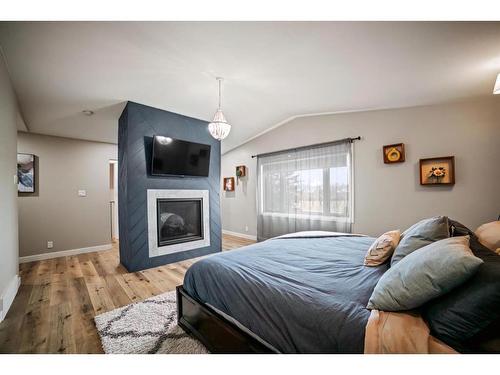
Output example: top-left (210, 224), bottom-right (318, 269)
top-left (208, 77), bottom-right (231, 140)
top-left (494, 73), bottom-right (500, 94)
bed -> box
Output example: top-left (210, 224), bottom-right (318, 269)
top-left (178, 232), bottom-right (389, 353)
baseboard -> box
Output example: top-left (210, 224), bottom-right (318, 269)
top-left (19, 243), bottom-right (113, 263)
top-left (222, 229), bottom-right (257, 241)
top-left (0, 275), bottom-right (21, 322)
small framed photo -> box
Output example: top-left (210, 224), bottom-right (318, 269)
top-left (17, 153), bottom-right (35, 193)
top-left (223, 177), bottom-right (235, 191)
top-left (236, 165), bottom-right (246, 178)
top-left (383, 143), bottom-right (405, 164)
top-left (419, 156), bottom-right (455, 185)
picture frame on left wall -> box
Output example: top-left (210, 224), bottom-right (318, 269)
top-left (17, 153), bottom-right (35, 193)
top-left (223, 177), bottom-right (235, 191)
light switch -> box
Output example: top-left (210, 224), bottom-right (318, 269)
top-left (78, 190), bottom-right (87, 197)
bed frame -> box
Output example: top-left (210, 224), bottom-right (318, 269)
top-left (176, 286), bottom-right (280, 353)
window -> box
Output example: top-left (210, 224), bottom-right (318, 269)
top-left (257, 141), bottom-right (353, 240)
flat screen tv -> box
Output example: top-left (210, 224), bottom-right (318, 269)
top-left (151, 135), bottom-right (211, 177)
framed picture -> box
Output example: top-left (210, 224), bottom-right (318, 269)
top-left (236, 165), bottom-right (246, 178)
top-left (17, 153), bottom-right (35, 193)
top-left (419, 156), bottom-right (455, 186)
top-left (223, 177), bottom-right (235, 191)
top-left (383, 143), bottom-right (405, 164)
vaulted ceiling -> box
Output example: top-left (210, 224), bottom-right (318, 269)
top-left (1, 22), bottom-right (499, 153)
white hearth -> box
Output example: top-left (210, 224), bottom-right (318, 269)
top-left (147, 189), bottom-right (210, 258)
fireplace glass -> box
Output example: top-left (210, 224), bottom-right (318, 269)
top-left (156, 198), bottom-right (203, 247)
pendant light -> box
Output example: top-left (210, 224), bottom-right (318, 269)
top-left (208, 77), bottom-right (231, 140)
top-left (494, 73), bottom-right (500, 95)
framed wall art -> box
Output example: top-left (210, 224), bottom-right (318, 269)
top-left (236, 165), bottom-right (246, 178)
top-left (223, 177), bottom-right (235, 191)
top-left (383, 143), bottom-right (405, 164)
top-left (419, 156), bottom-right (455, 186)
top-left (17, 153), bottom-right (35, 193)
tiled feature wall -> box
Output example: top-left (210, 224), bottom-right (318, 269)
top-left (118, 101), bottom-right (221, 271)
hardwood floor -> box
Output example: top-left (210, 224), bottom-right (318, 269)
top-left (0, 234), bottom-right (255, 354)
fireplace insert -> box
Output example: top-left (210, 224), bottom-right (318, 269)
top-left (156, 198), bottom-right (204, 247)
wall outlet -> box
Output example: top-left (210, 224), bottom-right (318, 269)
top-left (245, 225), bottom-right (249, 232)
top-left (78, 190), bottom-right (87, 197)
top-left (47, 241), bottom-right (54, 249)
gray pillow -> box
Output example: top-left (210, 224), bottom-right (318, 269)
top-left (391, 216), bottom-right (450, 266)
top-left (367, 236), bottom-right (483, 311)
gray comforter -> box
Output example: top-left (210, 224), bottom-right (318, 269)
top-left (183, 234), bottom-right (388, 353)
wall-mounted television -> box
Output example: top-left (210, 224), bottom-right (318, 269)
top-left (151, 135), bottom-right (211, 177)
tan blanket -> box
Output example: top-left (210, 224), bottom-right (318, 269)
top-left (364, 309), bottom-right (458, 354)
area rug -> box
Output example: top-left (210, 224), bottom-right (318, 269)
top-left (94, 290), bottom-right (209, 354)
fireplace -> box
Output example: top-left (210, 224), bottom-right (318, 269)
top-left (157, 198), bottom-right (203, 247)
top-left (147, 189), bottom-right (210, 257)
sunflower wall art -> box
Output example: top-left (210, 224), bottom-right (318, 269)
top-left (419, 156), bottom-right (455, 185)
top-left (383, 143), bottom-right (405, 164)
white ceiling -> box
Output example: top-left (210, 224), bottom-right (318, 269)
top-left (1, 22), bottom-right (500, 153)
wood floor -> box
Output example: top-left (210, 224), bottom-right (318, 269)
top-left (0, 234), bottom-right (255, 354)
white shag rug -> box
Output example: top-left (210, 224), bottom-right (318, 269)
top-left (94, 290), bottom-right (209, 354)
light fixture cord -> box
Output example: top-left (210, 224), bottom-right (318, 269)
top-left (218, 78), bottom-right (222, 109)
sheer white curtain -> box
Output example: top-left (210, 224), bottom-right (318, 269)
top-left (257, 140), bottom-right (353, 241)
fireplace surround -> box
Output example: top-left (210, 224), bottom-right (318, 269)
top-left (118, 102), bottom-right (221, 271)
top-left (147, 189), bottom-right (210, 257)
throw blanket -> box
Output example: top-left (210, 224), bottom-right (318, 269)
top-left (364, 310), bottom-right (457, 354)
top-left (274, 231), bottom-right (366, 239)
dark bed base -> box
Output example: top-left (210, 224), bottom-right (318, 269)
top-left (176, 286), bottom-right (280, 353)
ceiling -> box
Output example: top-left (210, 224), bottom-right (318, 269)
top-left (1, 22), bottom-right (500, 153)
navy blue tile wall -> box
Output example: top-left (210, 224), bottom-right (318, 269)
top-left (118, 101), bottom-right (221, 271)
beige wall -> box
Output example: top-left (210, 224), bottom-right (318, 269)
top-left (17, 132), bottom-right (117, 257)
top-left (221, 97), bottom-right (500, 237)
top-left (0, 54), bottom-right (19, 306)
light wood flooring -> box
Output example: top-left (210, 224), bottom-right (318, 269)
top-left (0, 234), bottom-right (255, 354)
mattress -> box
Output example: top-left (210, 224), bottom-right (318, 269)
top-left (183, 233), bottom-right (388, 353)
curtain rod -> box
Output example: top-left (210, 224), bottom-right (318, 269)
top-left (250, 136), bottom-right (361, 159)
